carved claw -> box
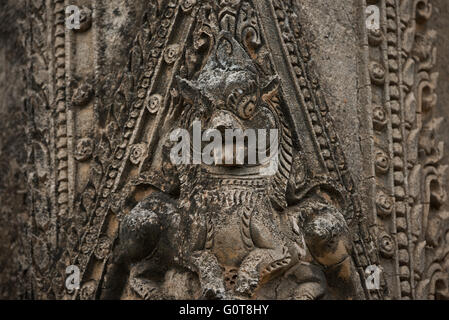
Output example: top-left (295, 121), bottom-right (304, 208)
top-left (129, 277), bottom-right (157, 300)
top-left (189, 250), bottom-right (228, 300)
top-left (235, 271), bottom-right (259, 297)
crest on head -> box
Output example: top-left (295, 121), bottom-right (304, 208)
top-left (177, 31), bottom-right (278, 118)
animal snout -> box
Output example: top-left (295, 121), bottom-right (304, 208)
top-left (209, 110), bottom-right (243, 133)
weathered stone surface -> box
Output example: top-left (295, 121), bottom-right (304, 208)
top-left (0, 0), bottom-right (448, 300)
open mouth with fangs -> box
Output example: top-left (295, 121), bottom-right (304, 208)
top-left (193, 127), bottom-right (279, 177)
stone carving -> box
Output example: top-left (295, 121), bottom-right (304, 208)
top-left (74, 138), bottom-right (94, 162)
top-left (2, 0), bottom-right (448, 300)
top-left (93, 1), bottom-right (381, 300)
top-left (365, 0), bottom-right (448, 299)
top-left (100, 31), bottom-right (363, 300)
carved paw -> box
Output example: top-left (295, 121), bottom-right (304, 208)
top-left (201, 285), bottom-right (228, 300)
top-left (129, 277), bottom-right (157, 300)
top-left (235, 271), bottom-right (259, 297)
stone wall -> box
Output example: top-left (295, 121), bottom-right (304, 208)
top-left (0, 0), bottom-right (448, 300)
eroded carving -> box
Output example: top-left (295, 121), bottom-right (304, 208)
top-left (12, 0), bottom-right (448, 301)
top-left (102, 14), bottom-right (368, 299)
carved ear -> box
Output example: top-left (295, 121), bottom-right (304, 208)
top-left (261, 75), bottom-right (280, 95)
top-left (176, 76), bottom-right (200, 104)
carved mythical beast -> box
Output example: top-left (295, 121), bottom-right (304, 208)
top-left (103, 32), bottom-right (364, 300)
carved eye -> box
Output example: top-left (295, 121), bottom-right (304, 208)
top-left (237, 96), bottom-right (256, 119)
